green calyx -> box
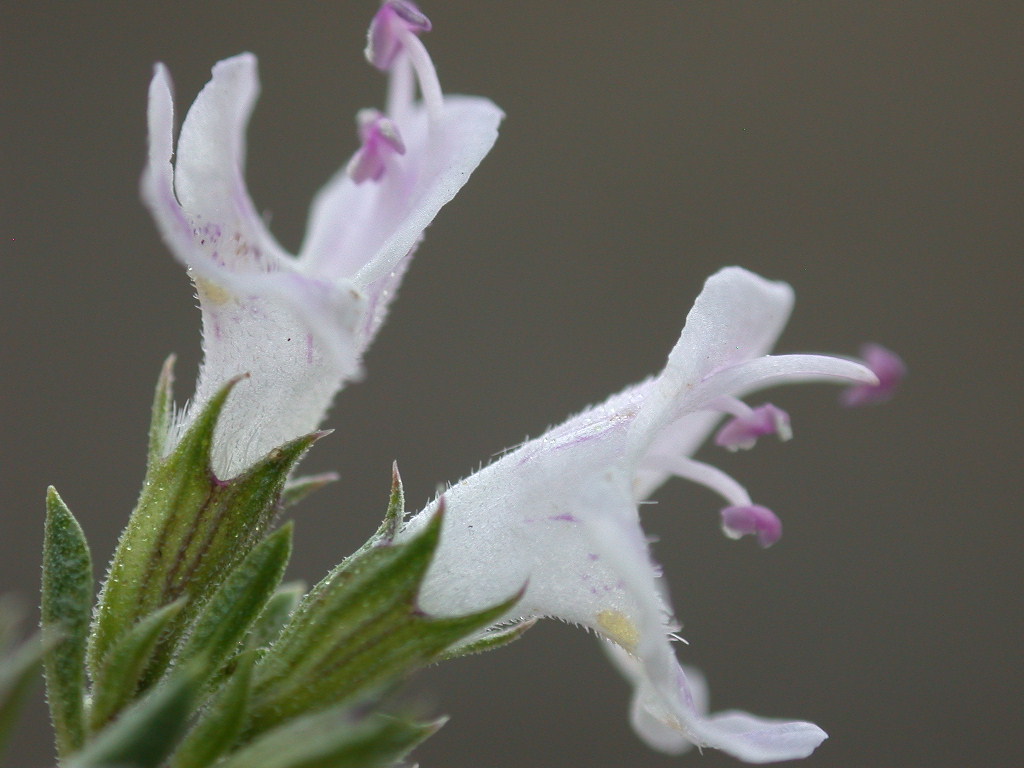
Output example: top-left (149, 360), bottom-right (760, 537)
top-left (38, 362), bottom-right (535, 768)
top-left (88, 360), bottom-right (319, 709)
top-left (245, 475), bottom-right (521, 738)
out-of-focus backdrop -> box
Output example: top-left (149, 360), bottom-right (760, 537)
top-left (2, 2), bottom-right (1020, 766)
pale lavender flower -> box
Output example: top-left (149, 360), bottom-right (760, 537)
top-left (400, 267), bottom-right (879, 763)
top-left (142, 2), bottom-right (502, 476)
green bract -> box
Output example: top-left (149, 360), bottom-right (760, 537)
top-left (36, 363), bottom-right (529, 768)
top-left (246, 497), bottom-right (521, 737)
top-left (89, 363), bottom-right (321, 691)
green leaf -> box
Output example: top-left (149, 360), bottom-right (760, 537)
top-left (147, 355), bottom-right (176, 470)
top-left (247, 582), bottom-right (306, 651)
top-left (377, 462), bottom-right (404, 544)
top-left (0, 598), bottom-right (22, 651)
top-left (281, 472), bottom-right (338, 510)
top-left (90, 374), bottom-right (324, 687)
top-left (90, 375), bottom-right (239, 681)
top-left (175, 524), bottom-right (292, 680)
top-left (439, 618), bottom-right (538, 661)
top-left (247, 506), bottom-right (521, 736)
top-left (69, 666), bottom-right (201, 768)
top-left (89, 600), bottom-right (185, 733)
top-left (41, 486), bottom-right (93, 757)
top-left (0, 625), bottom-right (50, 760)
top-left (218, 705), bottom-right (441, 768)
top-left (169, 651), bottom-right (256, 768)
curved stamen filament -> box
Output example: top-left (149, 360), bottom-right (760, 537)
top-left (398, 26), bottom-right (443, 122)
top-left (386, 52), bottom-right (415, 121)
top-left (708, 395), bottom-right (755, 420)
top-left (649, 455), bottom-right (753, 508)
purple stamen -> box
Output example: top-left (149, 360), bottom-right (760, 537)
top-left (714, 403), bottom-right (792, 451)
top-left (840, 343), bottom-right (905, 407)
top-left (365, 0), bottom-right (432, 71)
top-left (721, 505), bottom-right (783, 548)
top-left (347, 109), bottom-right (406, 183)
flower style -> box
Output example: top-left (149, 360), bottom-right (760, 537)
top-left (400, 267), bottom-right (880, 763)
top-left (141, 1), bottom-right (502, 477)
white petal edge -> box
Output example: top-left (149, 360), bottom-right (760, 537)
top-left (664, 267), bottom-right (795, 385)
top-left (608, 644), bottom-right (828, 763)
top-left (172, 53), bottom-right (290, 267)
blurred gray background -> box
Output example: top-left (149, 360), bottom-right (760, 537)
top-left (2, 2), bottom-right (1020, 766)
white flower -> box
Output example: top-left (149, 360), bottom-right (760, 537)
top-left (400, 266), bottom-right (879, 763)
top-left (142, 4), bottom-right (502, 477)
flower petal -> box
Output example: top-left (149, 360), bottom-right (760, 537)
top-left (143, 63), bottom-right (176, 214)
top-left (141, 63), bottom-right (366, 477)
top-left (408, 458), bottom-right (671, 651)
top-left (642, 268), bottom-right (874, 428)
top-left (608, 644), bottom-right (827, 763)
top-left (173, 53), bottom-right (290, 270)
top-left (298, 95), bottom-right (503, 335)
top-left (627, 664), bottom-right (703, 755)
top-left (631, 268), bottom-right (876, 497)
top-left (184, 271), bottom-right (364, 477)
top-left (689, 710), bottom-right (827, 764)
top-left (626, 268), bottom-right (792, 447)
top-left (664, 267), bottom-right (795, 385)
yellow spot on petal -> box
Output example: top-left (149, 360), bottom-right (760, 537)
top-left (195, 277), bottom-right (232, 306)
top-left (597, 610), bottom-right (639, 652)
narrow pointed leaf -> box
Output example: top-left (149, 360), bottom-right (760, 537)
top-left (249, 512), bottom-right (449, 727)
top-left (169, 651), bottom-right (256, 768)
top-left (41, 486), bottom-right (93, 757)
top-left (247, 582), bottom-right (306, 650)
top-left (69, 666), bottom-right (201, 768)
top-left (379, 462), bottom-right (404, 544)
top-left (248, 509), bottom-right (523, 734)
top-left (147, 355), bottom-right (176, 469)
top-left (302, 585), bottom-right (520, 697)
top-left (176, 524), bottom-right (292, 677)
top-left (146, 431), bottom-right (323, 685)
top-left (90, 376), bottom-right (243, 679)
top-left (281, 472), bottom-right (338, 509)
top-left (89, 600), bottom-right (185, 732)
top-left (439, 618), bottom-right (538, 661)
top-left (0, 597), bottom-right (22, 652)
top-left (91, 374), bottom-right (323, 687)
top-left (269, 503), bottom-right (446, 675)
top-left (219, 706), bottom-right (441, 768)
top-left (0, 632), bottom-right (50, 758)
